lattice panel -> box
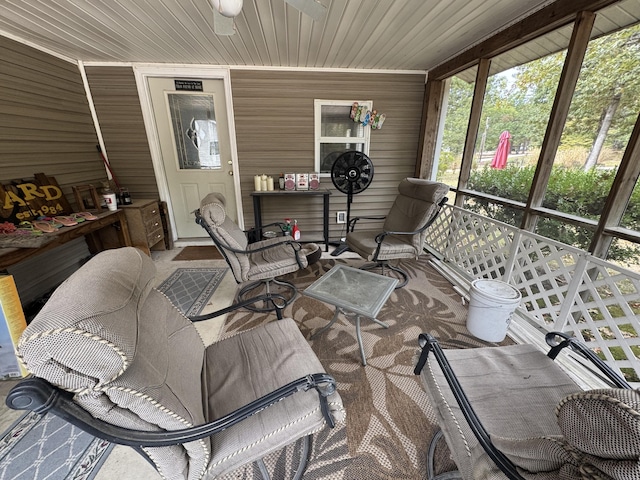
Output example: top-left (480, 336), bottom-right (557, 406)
top-left (439, 207), bottom-right (516, 280)
top-left (564, 256), bottom-right (640, 384)
top-left (425, 206), bottom-right (640, 384)
top-left (509, 233), bottom-right (584, 327)
top-left (424, 204), bottom-right (455, 256)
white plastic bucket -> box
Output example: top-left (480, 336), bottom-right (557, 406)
top-left (466, 279), bottom-right (521, 342)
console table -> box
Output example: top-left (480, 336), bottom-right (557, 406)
top-left (0, 209), bottom-right (132, 270)
top-left (250, 189), bottom-right (331, 251)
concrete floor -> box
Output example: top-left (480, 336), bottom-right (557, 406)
top-left (0, 244), bottom-right (355, 479)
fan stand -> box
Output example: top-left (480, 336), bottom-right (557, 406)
top-left (330, 181), bottom-right (354, 256)
top-left (330, 151), bottom-right (374, 257)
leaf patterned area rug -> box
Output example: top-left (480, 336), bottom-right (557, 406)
top-left (220, 256), bottom-right (513, 479)
top-left (0, 411), bottom-right (113, 480)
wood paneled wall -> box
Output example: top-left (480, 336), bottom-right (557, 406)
top-left (84, 66), bottom-right (159, 200)
top-left (0, 36), bottom-right (107, 208)
top-left (230, 70), bottom-right (426, 242)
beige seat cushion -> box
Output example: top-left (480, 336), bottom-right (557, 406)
top-left (420, 343), bottom-right (581, 479)
top-left (202, 318), bottom-right (345, 477)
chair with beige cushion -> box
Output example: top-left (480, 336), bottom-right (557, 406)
top-left (346, 178), bottom-right (449, 288)
top-left (414, 331), bottom-right (637, 479)
top-left (7, 247), bottom-right (344, 480)
top-left (196, 192), bottom-right (320, 311)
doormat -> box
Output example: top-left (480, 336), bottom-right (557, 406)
top-left (0, 411), bottom-right (113, 480)
top-left (157, 267), bottom-right (228, 316)
top-left (172, 245), bottom-right (223, 261)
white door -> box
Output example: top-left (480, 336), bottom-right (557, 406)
top-left (148, 77), bottom-right (237, 239)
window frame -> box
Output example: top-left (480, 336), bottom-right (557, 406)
top-left (314, 99), bottom-right (372, 177)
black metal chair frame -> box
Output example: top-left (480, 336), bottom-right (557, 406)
top-left (195, 209), bottom-right (305, 313)
top-left (413, 331), bottom-right (632, 480)
top-left (7, 294), bottom-right (338, 480)
top-left (348, 196), bottom-right (448, 288)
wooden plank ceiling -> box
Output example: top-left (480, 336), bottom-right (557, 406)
top-left (0, 1), bottom-right (637, 74)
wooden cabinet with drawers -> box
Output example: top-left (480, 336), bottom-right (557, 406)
top-left (120, 199), bottom-right (166, 255)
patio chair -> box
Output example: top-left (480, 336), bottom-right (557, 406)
top-left (7, 247), bottom-right (344, 480)
top-left (346, 178), bottom-right (449, 288)
top-left (195, 192), bottom-right (320, 311)
top-left (414, 331), bottom-right (637, 479)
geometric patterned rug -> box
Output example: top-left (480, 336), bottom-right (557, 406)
top-left (157, 267), bottom-right (228, 316)
top-left (219, 256), bottom-right (514, 479)
top-left (0, 411), bottom-right (113, 480)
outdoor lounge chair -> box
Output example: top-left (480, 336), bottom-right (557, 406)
top-left (414, 331), bottom-right (638, 479)
top-left (346, 177), bottom-right (449, 288)
top-left (7, 247), bottom-right (344, 480)
top-left (195, 192), bottom-right (320, 311)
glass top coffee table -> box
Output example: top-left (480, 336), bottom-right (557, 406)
top-left (303, 264), bottom-right (398, 365)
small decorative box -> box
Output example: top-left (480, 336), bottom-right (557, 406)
top-left (296, 173), bottom-right (309, 190)
top-left (284, 174), bottom-right (296, 191)
top-left (309, 173), bottom-right (320, 190)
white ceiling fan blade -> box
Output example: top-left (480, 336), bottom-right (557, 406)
top-left (284, 0), bottom-right (327, 22)
top-left (213, 8), bottom-right (236, 35)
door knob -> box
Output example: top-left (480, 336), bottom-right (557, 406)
top-left (227, 160), bottom-right (233, 165)
top-left (228, 171), bottom-right (233, 176)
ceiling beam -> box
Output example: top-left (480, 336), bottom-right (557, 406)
top-left (428, 0), bottom-right (621, 80)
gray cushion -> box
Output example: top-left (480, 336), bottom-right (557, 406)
top-left (347, 229), bottom-right (417, 261)
top-left (199, 193), bottom-right (309, 283)
top-left (419, 343), bottom-right (581, 479)
top-left (18, 247), bottom-right (209, 480)
top-left (246, 237), bottom-right (308, 280)
top-left (346, 178), bottom-right (448, 262)
top-left (556, 388), bottom-right (640, 479)
top-left (202, 318), bottom-right (345, 477)
top-left (19, 246), bottom-right (156, 390)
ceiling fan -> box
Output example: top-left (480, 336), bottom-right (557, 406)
top-left (210, 0), bottom-right (327, 36)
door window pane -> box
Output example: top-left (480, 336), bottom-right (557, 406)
top-left (168, 93), bottom-right (220, 170)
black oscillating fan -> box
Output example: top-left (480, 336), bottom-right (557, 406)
top-left (330, 150), bottom-right (374, 256)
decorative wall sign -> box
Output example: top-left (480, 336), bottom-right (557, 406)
top-left (350, 102), bottom-right (386, 129)
top-left (0, 173), bottom-right (73, 224)
top-left (174, 80), bottom-right (203, 91)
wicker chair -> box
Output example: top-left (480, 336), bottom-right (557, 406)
top-left (7, 247), bottom-right (344, 480)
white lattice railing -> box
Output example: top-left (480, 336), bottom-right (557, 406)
top-left (425, 204), bottom-right (640, 385)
